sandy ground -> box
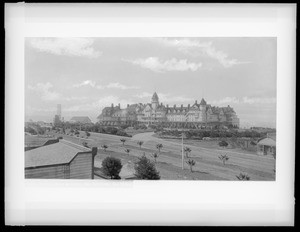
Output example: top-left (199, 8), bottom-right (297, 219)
top-left (48, 130), bottom-right (275, 181)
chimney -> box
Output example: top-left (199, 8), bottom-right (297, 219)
top-left (166, 104), bottom-right (169, 108)
top-left (91, 147), bottom-right (98, 179)
top-left (174, 104), bottom-right (176, 108)
top-left (111, 103), bottom-right (114, 108)
top-left (181, 104), bottom-right (183, 108)
top-left (127, 104), bottom-right (129, 108)
top-left (195, 100), bottom-right (198, 104)
top-left (188, 104), bottom-right (190, 109)
top-left (118, 103), bottom-right (120, 108)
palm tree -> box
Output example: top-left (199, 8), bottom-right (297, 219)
top-left (120, 138), bottom-right (126, 146)
top-left (137, 141), bottom-right (144, 149)
top-left (156, 143), bottom-right (163, 153)
top-left (101, 144), bottom-right (108, 152)
top-left (186, 159), bottom-right (196, 172)
top-left (184, 147), bottom-right (191, 158)
top-left (151, 153), bottom-right (159, 163)
top-left (125, 148), bottom-right (131, 155)
top-left (236, 172), bottom-right (250, 180)
top-left (218, 154), bottom-right (229, 165)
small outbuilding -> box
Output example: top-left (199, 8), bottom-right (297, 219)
top-left (257, 134), bottom-right (276, 156)
top-left (25, 140), bottom-right (97, 179)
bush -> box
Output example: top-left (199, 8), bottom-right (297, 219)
top-left (101, 157), bottom-right (123, 179)
top-left (134, 155), bottom-right (160, 180)
top-left (219, 140), bottom-right (229, 148)
top-left (82, 142), bottom-right (89, 148)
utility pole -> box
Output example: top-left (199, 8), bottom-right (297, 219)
top-left (181, 129), bottom-right (184, 170)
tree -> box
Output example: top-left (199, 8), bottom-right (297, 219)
top-left (218, 154), bottom-right (229, 165)
top-left (101, 156), bottom-right (122, 179)
top-left (156, 143), bottom-right (163, 153)
top-left (125, 148), bottom-right (131, 155)
top-left (74, 130), bottom-right (80, 135)
top-left (137, 141), bottom-right (144, 149)
top-left (219, 140), bottom-right (228, 148)
top-left (272, 149), bottom-right (276, 173)
top-left (151, 153), bottom-right (159, 163)
top-left (236, 172), bottom-right (250, 180)
top-left (120, 138), bottom-right (126, 146)
top-left (186, 159), bottom-right (196, 172)
top-left (134, 155), bottom-right (160, 180)
top-left (184, 147), bottom-right (191, 158)
top-left (101, 144), bottom-right (108, 152)
top-left (85, 131), bottom-right (91, 138)
top-left (82, 142), bottom-right (89, 148)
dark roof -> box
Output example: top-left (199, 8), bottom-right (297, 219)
top-left (70, 116), bottom-right (92, 123)
top-left (257, 137), bottom-right (276, 147)
top-left (152, 92), bottom-right (159, 101)
top-left (25, 140), bottom-right (91, 168)
top-left (200, 98), bottom-right (207, 105)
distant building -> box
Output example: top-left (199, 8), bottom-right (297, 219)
top-left (257, 133), bottom-right (276, 156)
top-left (53, 114), bottom-right (61, 126)
top-left (69, 116), bottom-right (92, 124)
top-left (97, 92), bottom-right (240, 128)
top-left (25, 140), bottom-right (98, 179)
top-left (57, 104), bottom-right (62, 120)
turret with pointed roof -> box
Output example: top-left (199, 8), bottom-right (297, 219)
top-left (152, 92), bottom-right (159, 102)
top-left (200, 98), bottom-right (207, 106)
top-left (151, 92), bottom-right (159, 110)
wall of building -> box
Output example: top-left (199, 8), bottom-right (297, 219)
top-left (69, 152), bottom-right (93, 179)
top-left (25, 164), bottom-right (68, 179)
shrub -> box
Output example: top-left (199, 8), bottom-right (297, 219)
top-left (82, 142), bottom-right (89, 148)
top-left (156, 143), bottom-right (163, 153)
top-left (137, 141), bottom-right (144, 149)
top-left (218, 154), bottom-right (229, 165)
top-left (184, 147), bottom-right (191, 158)
top-left (124, 148), bottom-right (131, 155)
top-left (236, 172), bottom-right (250, 180)
top-left (151, 153), bottom-right (159, 163)
top-left (120, 138), bottom-right (126, 146)
top-left (219, 140), bottom-right (229, 148)
top-left (101, 144), bottom-right (108, 152)
top-left (186, 159), bottom-right (196, 172)
top-left (101, 157), bottom-right (122, 179)
top-left (134, 155), bottom-right (160, 180)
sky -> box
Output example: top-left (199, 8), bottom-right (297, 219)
top-left (25, 37), bottom-right (277, 128)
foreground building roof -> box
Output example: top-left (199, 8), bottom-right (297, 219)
top-left (25, 140), bottom-right (91, 168)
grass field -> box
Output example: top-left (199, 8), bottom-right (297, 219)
top-left (46, 130), bottom-right (275, 181)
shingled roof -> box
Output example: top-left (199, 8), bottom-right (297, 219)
top-left (70, 116), bottom-right (92, 123)
top-left (25, 140), bottom-right (91, 168)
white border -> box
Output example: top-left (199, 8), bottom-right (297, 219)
top-left (5, 3), bottom-right (296, 225)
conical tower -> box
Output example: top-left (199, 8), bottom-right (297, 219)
top-left (151, 92), bottom-right (159, 110)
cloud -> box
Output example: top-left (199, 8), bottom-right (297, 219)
top-left (29, 38), bottom-right (102, 58)
top-left (150, 38), bottom-right (250, 68)
top-left (64, 96), bottom-right (134, 112)
top-left (106, 82), bottom-right (140, 90)
top-left (72, 80), bottom-right (139, 90)
top-left (210, 96), bottom-right (276, 105)
top-left (73, 80), bottom-right (96, 88)
top-left (210, 97), bottom-right (240, 105)
top-left (242, 97), bottom-right (276, 104)
top-left (134, 92), bottom-right (193, 104)
top-left (124, 57), bottom-right (202, 73)
top-left (28, 82), bottom-right (61, 101)
top-left (134, 92), bottom-right (153, 98)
